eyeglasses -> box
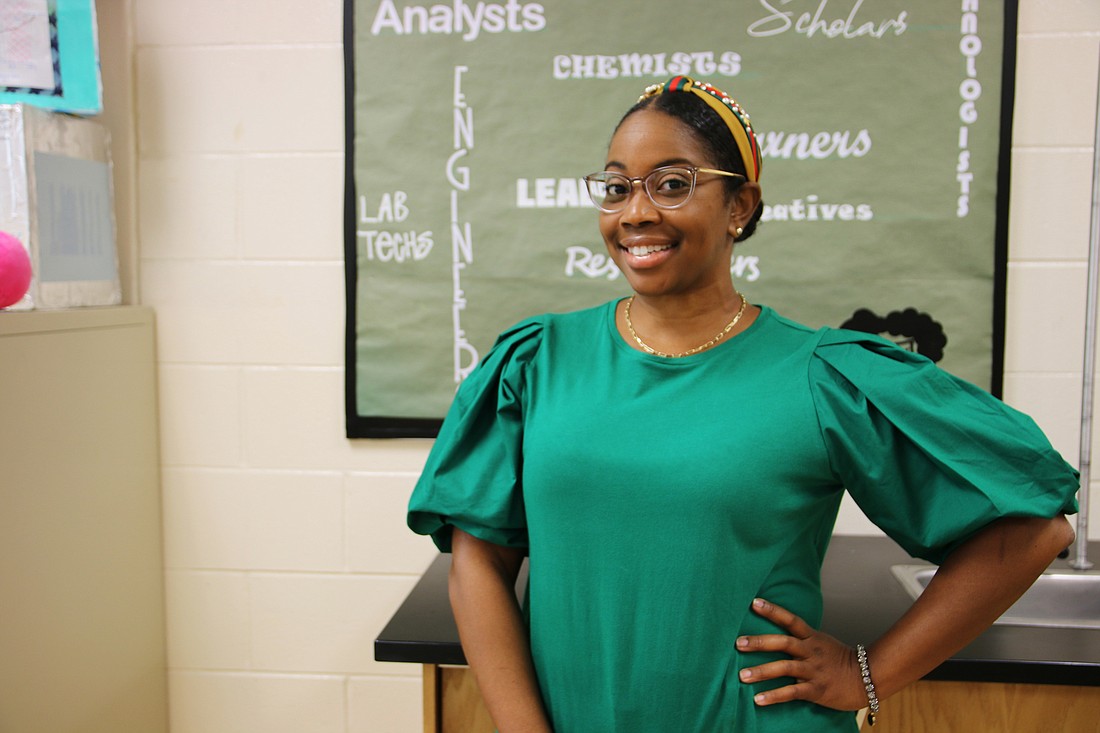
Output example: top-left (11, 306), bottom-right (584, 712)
top-left (583, 165), bottom-right (745, 213)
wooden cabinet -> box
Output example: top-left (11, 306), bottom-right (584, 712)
top-left (0, 307), bottom-right (168, 733)
top-left (382, 550), bottom-right (1100, 733)
top-left (870, 680), bottom-right (1100, 732)
top-left (423, 666), bottom-right (1100, 733)
top-left (423, 665), bottom-right (494, 733)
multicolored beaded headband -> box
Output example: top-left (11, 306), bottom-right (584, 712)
top-left (640, 76), bottom-right (762, 183)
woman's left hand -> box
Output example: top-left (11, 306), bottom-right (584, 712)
top-left (736, 597), bottom-right (868, 711)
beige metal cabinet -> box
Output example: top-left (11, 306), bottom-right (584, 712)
top-left (0, 307), bottom-right (168, 733)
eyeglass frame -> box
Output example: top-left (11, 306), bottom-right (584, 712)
top-left (582, 165), bottom-right (746, 214)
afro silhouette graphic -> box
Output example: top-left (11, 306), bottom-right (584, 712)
top-left (840, 308), bottom-right (948, 363)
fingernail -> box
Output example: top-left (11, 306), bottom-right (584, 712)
top-left (754, 693), bottom-right (766, 705)
top-left (753, 598), bottom-right (766, 609)
top-left (739, 668), bottom-right (752, 681)
top-left (736, 636), bottom-right (748, 648)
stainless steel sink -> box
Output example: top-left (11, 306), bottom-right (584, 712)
top-left (891, 564), bottom-right (1100, 629)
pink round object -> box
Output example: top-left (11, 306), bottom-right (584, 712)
top-left (0, 231), bottom-right (33, 308)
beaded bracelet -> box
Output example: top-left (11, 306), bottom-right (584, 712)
top-left (856, 644), bottom-right (879, 726)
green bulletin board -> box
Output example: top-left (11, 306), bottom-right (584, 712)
top-left (344, 0), bottom-right (1016, 438)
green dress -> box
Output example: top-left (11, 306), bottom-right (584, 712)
top-left (407, 301), bottom-right (1078, 733)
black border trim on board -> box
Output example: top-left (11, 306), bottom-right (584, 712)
top-left (343, 0), bottom-right (443, 438)
top-left (344, 0), bottom-right (1016, 437)
top-left (989, 0), bottom-right (1018, 399)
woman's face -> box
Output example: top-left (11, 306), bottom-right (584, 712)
top-left (599, 108), bottom-right (757, 299)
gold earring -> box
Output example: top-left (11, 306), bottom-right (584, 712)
top-left (735, 226), bottom-right (744, 237)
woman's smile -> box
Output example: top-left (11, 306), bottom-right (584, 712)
top-left (619, 236), bottom-right (679, 267)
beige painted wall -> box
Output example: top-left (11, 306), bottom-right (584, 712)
top-left (91, 1), bottom-right (1100, 731)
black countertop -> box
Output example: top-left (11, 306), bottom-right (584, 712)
top-left (375, 535), bottom-right (1100, 686)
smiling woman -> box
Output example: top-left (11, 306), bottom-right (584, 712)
top-left (406, 76), bottom-right (1078, 733)
top-left (596, 116), bottom-right (755, 314)
top-left (592, 80), bottom-right (761, 328)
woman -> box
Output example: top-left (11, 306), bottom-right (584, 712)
top-left (408, 77), bottom-right (1078, 732)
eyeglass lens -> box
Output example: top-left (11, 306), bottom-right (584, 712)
top-left (586, 167), bottom-right (696, 211)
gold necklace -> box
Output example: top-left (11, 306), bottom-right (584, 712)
top-left (623, 292), bottom-right (747, 358)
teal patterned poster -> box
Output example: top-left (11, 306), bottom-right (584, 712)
top-left (345, 0), bottom-right (1015, 437)
top-left (0, 0), bottom-right (102, 114)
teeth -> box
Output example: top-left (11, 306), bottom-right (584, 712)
top-left (627, 243), bottom-right (672, 256)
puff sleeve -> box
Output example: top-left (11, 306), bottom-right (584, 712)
top-left (407, 318), bottom-right (543, 553)
top-left (810, 330), bottom-right (1079, 565)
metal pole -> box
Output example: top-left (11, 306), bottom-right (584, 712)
top-left (1069, 50), bottom-right (1100, 571)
